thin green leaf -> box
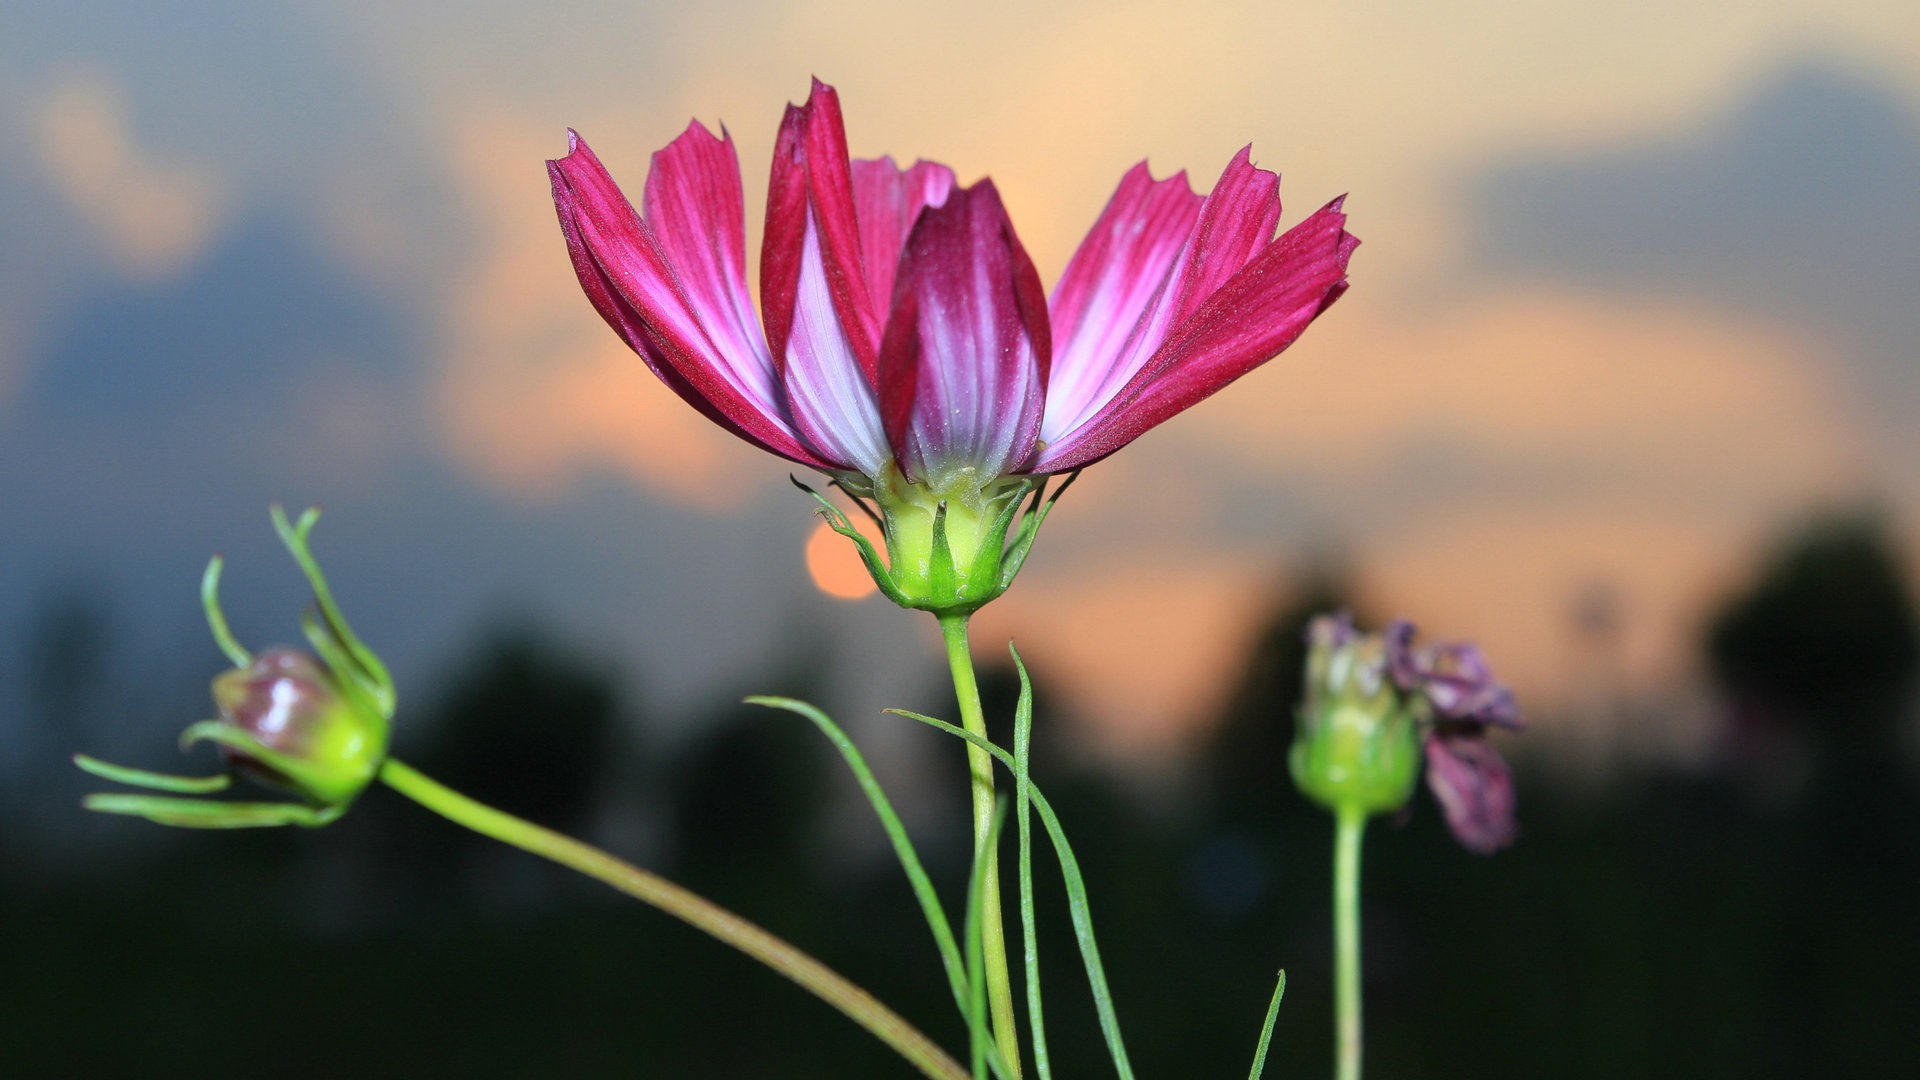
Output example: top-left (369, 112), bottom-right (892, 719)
top-left (746, 697), bottom-right (970, 1017)
top-left (1010, 645), bottom-right (1051, 1080)
top-left (1247, 970), bottom-right (1287, 1080)
top-left (72, 754), bottom-right (231, 794)
top-left (200, 557), bottom-right (251, 668)
top-left (963, 799), bottom-right (1010, 1080)
top-left (742, 697), bottom-right (1017, 1080)
top-left (886, 708), bottom-right (1136, 1079)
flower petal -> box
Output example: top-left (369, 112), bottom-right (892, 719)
top-left (1040, 148), bottom-right (1282, 454)
top-left (1033, 195), bottom-right (1355, 473)
top-left (642, 120), bottom-right (781, 415)
top-left (1042, 162), bottom-right (1203, 444)
top-left (548, 132), bottom-right (831, 467)
top-left (782, 216), bottom-right (891, 476)
top-left (762, 79), bottom-right (882, 384)
top-left (879, 180), bottom-right (1050, 486)
top-left (1424, 731), bottom-right (1517, 854)
top-left (851, 156), bottom-right (957, 319)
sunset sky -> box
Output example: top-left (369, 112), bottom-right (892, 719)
top-left (3, 0), bottom-right (1917, 775)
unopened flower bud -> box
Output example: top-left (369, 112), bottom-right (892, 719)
top-left (75, 506), bottom-right (397, 829)
top-left (198, 649), bottom-right (386, 805)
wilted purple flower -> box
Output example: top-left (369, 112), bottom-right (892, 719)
top-left (1422, 729), bottom-right (1517, 855)
top-left (1297, 613), bottom-right (1521, 853)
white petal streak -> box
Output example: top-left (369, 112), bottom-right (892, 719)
top-left (783, 218), bottom-right (888, 475)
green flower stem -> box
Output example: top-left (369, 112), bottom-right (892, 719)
top-left (938, 613), bottom-right (1023, 1080)
top-left (1334, 805), bottom-right (1368, 1080)
top-left (376, 758), bottom-right (968, 1080)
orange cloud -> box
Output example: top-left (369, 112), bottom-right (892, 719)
top-left (31, 71), bottom-right (222, 280)
top-left (1187, 289), bottom-right (1866, 508)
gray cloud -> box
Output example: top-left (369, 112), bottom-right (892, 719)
top-left (1467, 60), bottom-right (1920, 434)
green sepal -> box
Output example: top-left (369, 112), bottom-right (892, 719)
top-left (790, 476), bottom-right (912, 608)
top-left (928, 502), bottom-right (960, 604)
top-left (72, 754), bottom-right (232, 794)
top-left (271, 504), bottom-right (395, 717)
top-left (970, 480), bottom-right (1033, 598)
top-left (998, 471), bottom-right (1077, 592)
top-left (82, 792), bottom-right (344, 829)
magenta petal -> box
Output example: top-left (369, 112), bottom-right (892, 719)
top-left (762, 80), bottom-right (882, 382)
top-left (1040, 149), bottom-right (1281, 451)
top-left (851, 156), bottom-right (957, 320)
top-left (879, 180), bottom-right (1050, 485)
top-left (1043, 162), bottom-right (1202, 445)
top-left (1034, 196), bottom-right (1355, 473)
top-left (548, 133), bottom-right (832, 468)
top-left (1161, 147), bottom-right (1283, 325)
top-left (782, 217), bottom-right (891, 476)
top-left (642, 120), bottom-right (779, 414)
top-left (761, 101), bottom-right (810, 382)
top-left (1424, 731), bottom-right (1517, 854)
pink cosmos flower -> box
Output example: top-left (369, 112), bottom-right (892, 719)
top-left (548, 78), bottom-right (1355, 488)
top-left (548, 79), bottom-right (1355, 614)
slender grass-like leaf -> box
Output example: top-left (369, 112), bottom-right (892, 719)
top-left (1247, 970), bottom-right (1287, 1079)
top-left (748, 696), bottom-right (1015, 1080)
top-left (886, 708), bottom-right (1136, 1080)
top-left (964, 800), bottom-right (1009, 1080)
top-left (1009, 646), bottom-right (1051, 1080)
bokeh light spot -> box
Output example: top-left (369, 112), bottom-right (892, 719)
top-left (806, 518), bottom-right (879, 601)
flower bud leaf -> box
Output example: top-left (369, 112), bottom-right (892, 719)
top-left (302, 608), bottom-right (386, 725)
top-left (200, 557), bottom-right (252, 669)
top-left (271, 504), bottom-right (395, 717)
top-left (81, 792), bottom-right (343, 829)
top-left (72, 753), bottom-right (232, 794)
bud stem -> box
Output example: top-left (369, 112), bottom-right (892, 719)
top-left (375, 757), bottom-right (968, 1080)
top-left (938, 612), bottom-right (1024, 1079)
top-left (1333, 804), bottom-right (1368, 1080)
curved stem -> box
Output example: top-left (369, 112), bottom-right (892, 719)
top-left (1334, 806), bottom-right (1368, 1080)
top-left (938, 613), bottom-right (1023, 1079)
top-left (377, 758), bottom-right (968, 1080)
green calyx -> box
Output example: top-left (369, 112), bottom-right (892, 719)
top-left (1289, 635), bottom-right (1422, 818)
top-left (74, 505), bottom-right (394, 829)
top-left (795, 463), bottom-right (1078, 617)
